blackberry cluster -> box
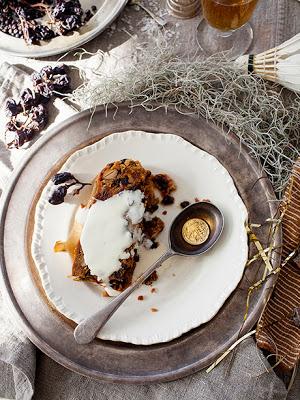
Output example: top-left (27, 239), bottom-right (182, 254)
top-left (0, 12), bottom-right (23, 38)
top-left (5, 64), bottom-right (71, 149)
top-left (0, 1), bottom-right (97, 45)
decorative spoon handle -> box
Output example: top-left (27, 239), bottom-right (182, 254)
top-left (74, 249), bottom-right (174, 344)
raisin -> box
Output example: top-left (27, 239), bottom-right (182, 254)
top-left (52, 172), bottom-right (75, 185)
top-left (180, 201), bottom-right (190, 209)
top-left (121, 176), bottom-right (129, 185)
top-left (147, 204), bottom-right (159, 213)
top-left (162, 195), bottom-right (174, 205)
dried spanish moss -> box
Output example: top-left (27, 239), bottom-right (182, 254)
top-left (70, 43), bottom-right (300, 195)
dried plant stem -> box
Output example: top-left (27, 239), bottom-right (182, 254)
top-left (244, 266), bottom-right (281, 321)
top-left (246, 225), bottom-right (273, 273)
top-left (70, 43), bottom-right (300, 195)
top-left (206, 330), bottom-right (256, 373)
top-left (246, 246), bottom-right (280, 267)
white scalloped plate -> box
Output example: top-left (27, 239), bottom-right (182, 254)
top-left (32, 131), bottom-right (248, 345)
top-left (0, 0), bottom-right (127, 58)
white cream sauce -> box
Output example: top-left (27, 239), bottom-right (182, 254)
top-left (80, 190), bottom-right (145, 284)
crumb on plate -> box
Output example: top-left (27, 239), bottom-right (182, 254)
top-left (145, 270), bottom-right (158, 285)
top-left (180, 201), bottom-right (190, 209)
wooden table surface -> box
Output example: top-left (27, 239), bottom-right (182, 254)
top-left (1, 0), bottom-right (299, 67)
top-left (66, 0), bottom-right (300, 58)
top-left (74, 0), bottom-right (299, 57)
top-left (283, 0), bottom-right (300, 39)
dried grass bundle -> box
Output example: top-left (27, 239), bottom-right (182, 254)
top-left (70, 43), bottom-right (300, 195)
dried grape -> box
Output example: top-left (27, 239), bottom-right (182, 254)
top-left (5, 64), bottom-right (70, 149)
top-left (5, 99), bottom-right (21, 117)
top-left (48, 172), bottom-right (91, 205)
top-left (48, 185), bottom-right (68, 205)
top-left (52, 172), bottom-right (75, 185)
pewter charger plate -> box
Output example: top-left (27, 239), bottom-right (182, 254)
top-left (0, 104), bottom-right (280, 382)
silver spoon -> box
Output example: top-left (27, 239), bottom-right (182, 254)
top-left (74, 202), bottom-right (224, 344)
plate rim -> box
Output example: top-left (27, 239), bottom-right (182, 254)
top-left (0, 0), bottom-right (128, 58)
top-left (0, 103), bottom-right (281, 383)
top-left (31, 130), bottom-right (249, 345)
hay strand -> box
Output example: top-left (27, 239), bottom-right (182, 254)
top-left (70, 42), bottom-right (300, 195)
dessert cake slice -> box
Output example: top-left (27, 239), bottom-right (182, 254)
top-left (68, 159), bottom-right (175, 295)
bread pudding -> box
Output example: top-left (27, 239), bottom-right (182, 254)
top-left (54, 159), bottom-right (176, 296)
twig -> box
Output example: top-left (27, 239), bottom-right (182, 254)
top-left (206, 330), bottom-right (256, 373)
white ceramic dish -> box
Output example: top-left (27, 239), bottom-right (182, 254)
top-left (32, 131), bottom-right (248, 345)
top-left (0, 0), bottom-right (127, 58)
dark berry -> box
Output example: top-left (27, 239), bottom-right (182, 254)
top-left (161, 195), bottom-right (174, 205)
top-left (84, 10), bottom-right (93, 23)
top-left (20, 88), bottom-right (39, 108)
top-left (120, 176), bottom-right (129, 185)
top-left (147, 204), bottom-right (159, 213)
top-left (0, 13), bottom-right (23, 38)
top-left (15, 6), bottom-right (44, 20)
top-left (28, 104), bottom-right (48, 131)
top-left (51, 3), bottom-right (67, 19)
top-left (31, 71), bottom-right (43, 85)
top-left (40, 93), bottom-right (52, 104)
top-left (153, 175), bottom-right (169, 191)
top-left (52, 74), bottom-right (70, 91)
top-left (180, 201), bottom-right (190, 209)
top-left (17, 128), bottom-right (35, 146)
top-left (40, 65), bottom-right (54, 79)
top-left (34, 25), bottom-right (55, 41)
top-left (5, 98), bottom-right (21, 117)
top-left (48, 185), bottom-right (68, 205)
top-left (52, 172), bottom-right (75, 185)
top-left (150, 241), bottom-right (159, 249)
top-left (25, 26), bottom-right (40, 45)
top-left (33, 82), bottom-right (53, 101)
top-left (61, 15), bottom-right (81, 31)
top-left (6, 127), bottom-right (35, 149)
top-left (52, 64), bottom-right (69, 75)
top-left (33, 64), bottom-right (70, 97)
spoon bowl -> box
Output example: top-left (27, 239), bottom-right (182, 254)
top-left (170, 202), bottom-right (224, 256)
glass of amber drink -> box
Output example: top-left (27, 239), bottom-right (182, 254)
top-left (198, 0), bottom-right (259, 58)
